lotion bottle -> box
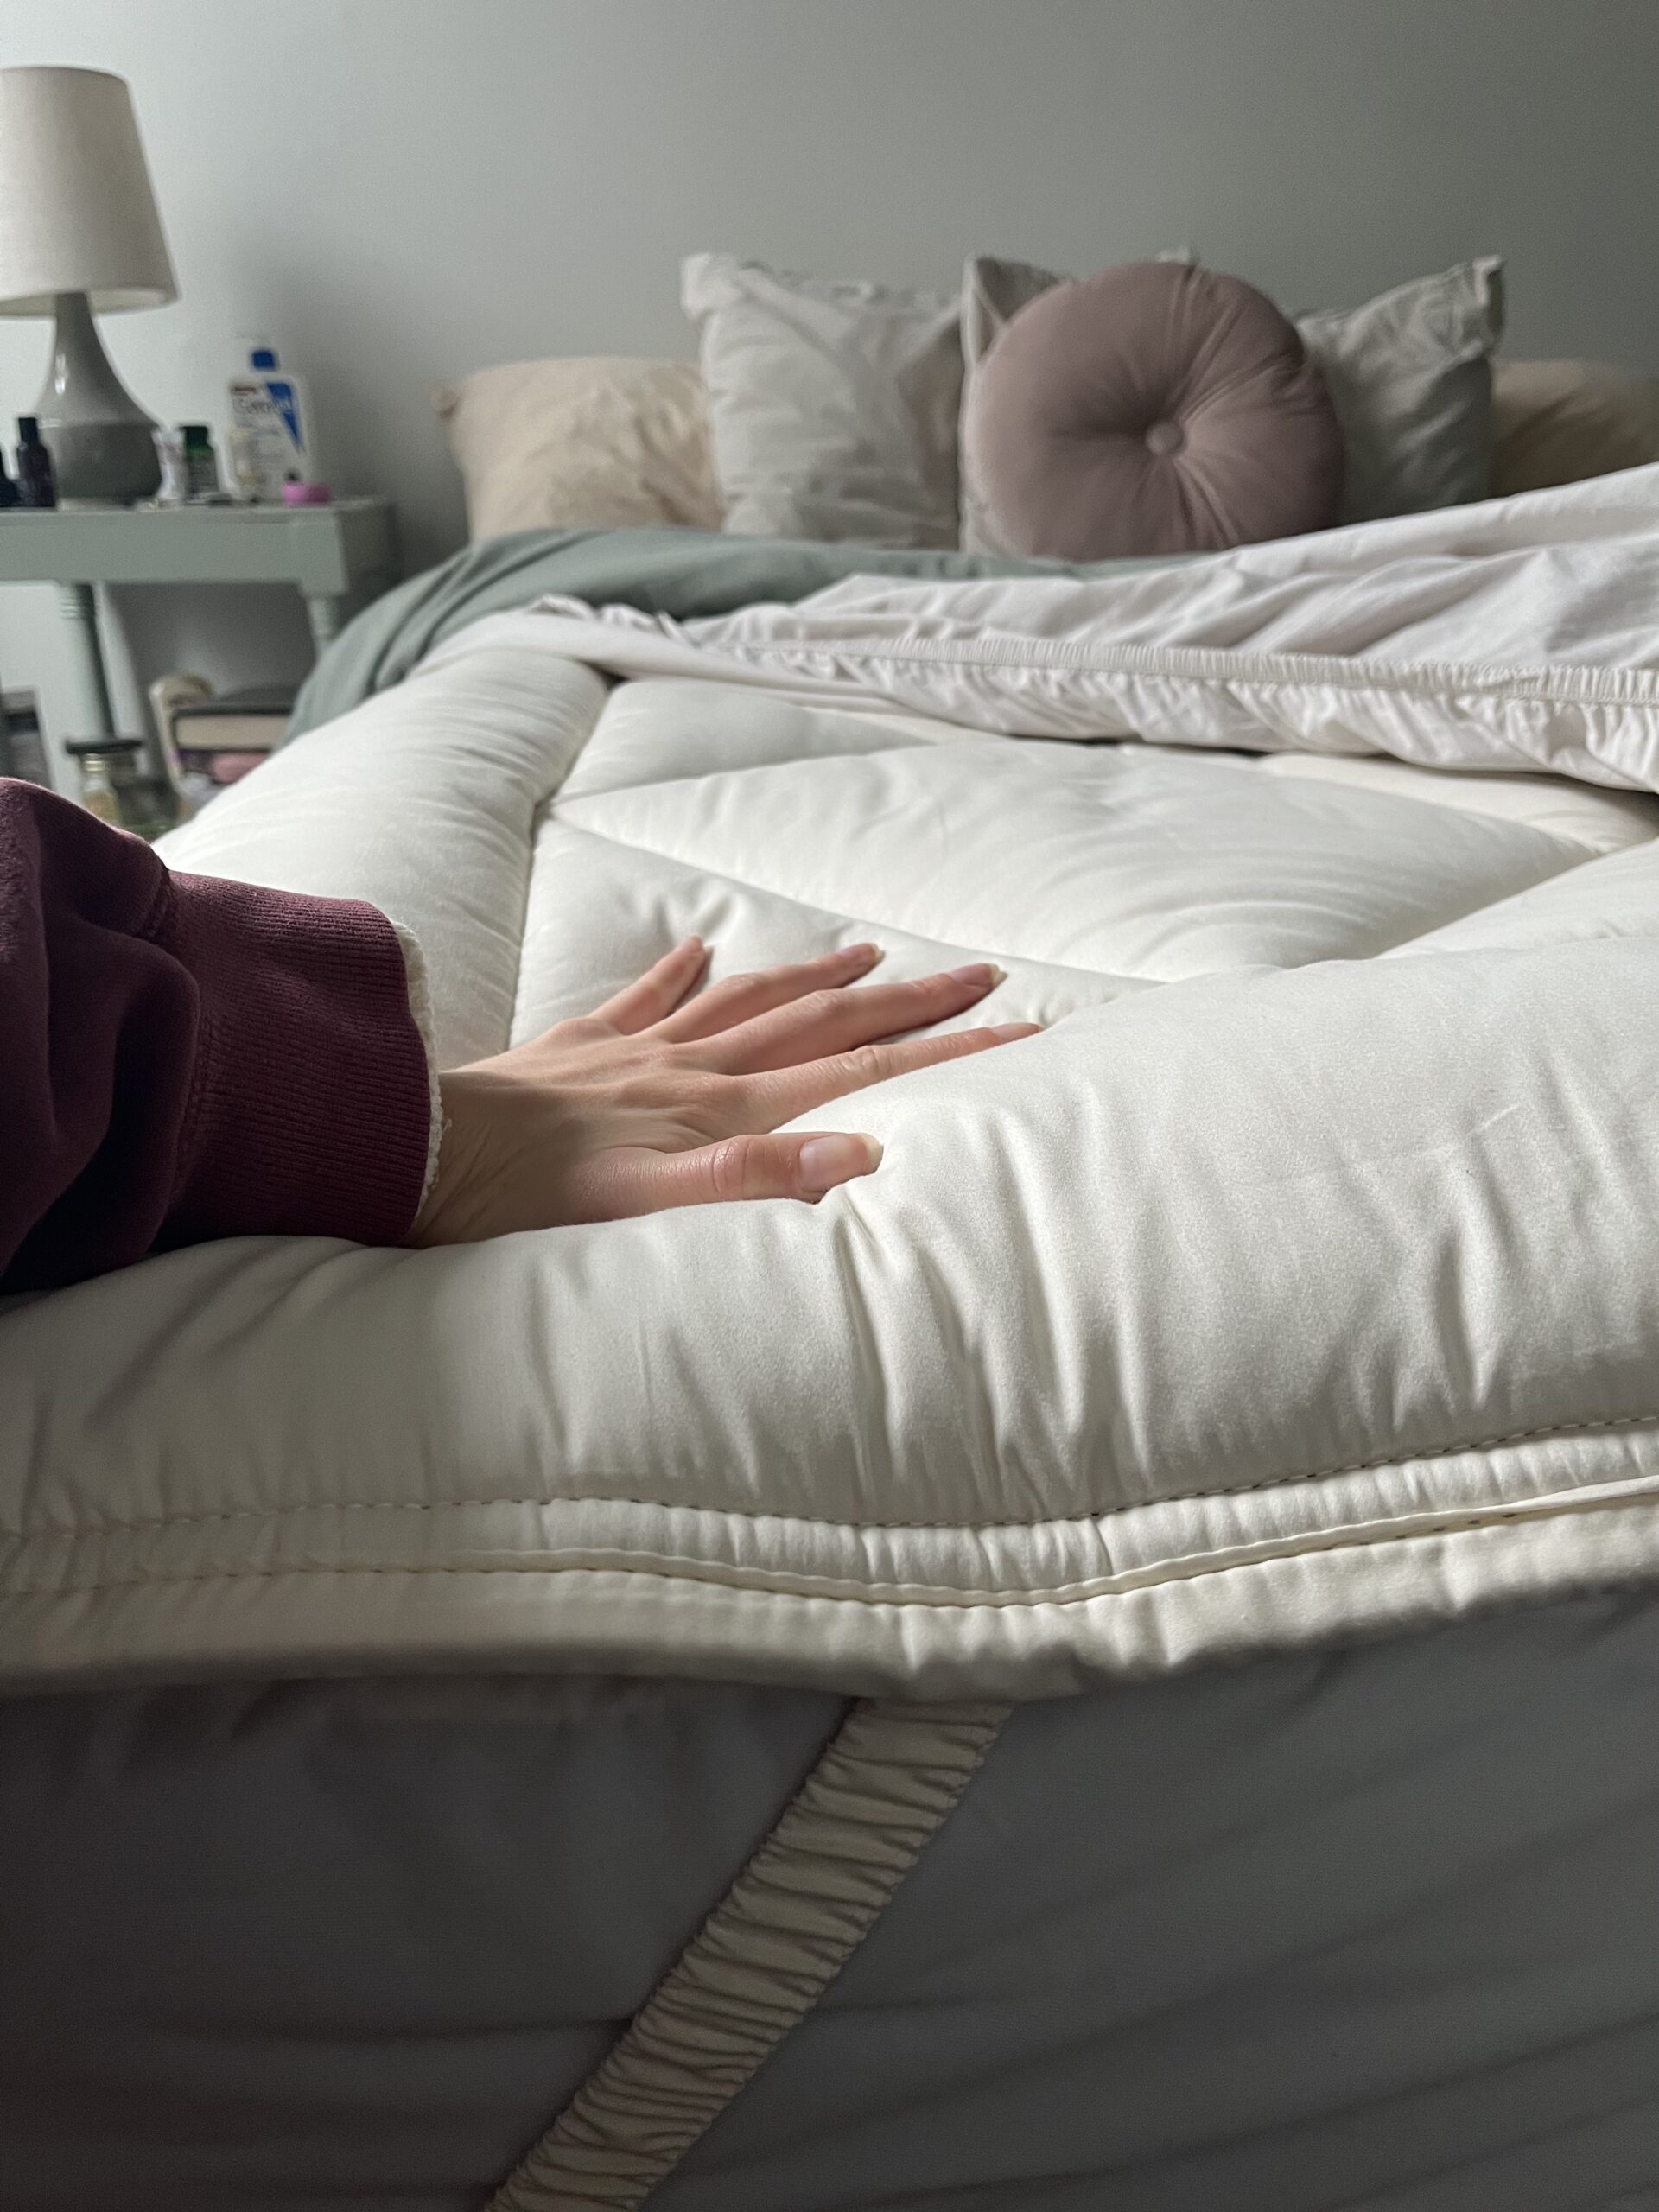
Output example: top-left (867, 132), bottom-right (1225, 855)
top-left (227, 346), bottom-right (315, 499)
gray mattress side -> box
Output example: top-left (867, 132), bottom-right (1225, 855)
top-left (4, 1594), bottom-right (1659, 2211)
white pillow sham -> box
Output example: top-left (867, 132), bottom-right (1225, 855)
top-left (680, 251), bottom-right (1505, 550)
top-left (681, 252), bottom-right (963, 546)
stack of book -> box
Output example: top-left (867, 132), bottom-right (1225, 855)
top-left (149, 677), bottom-right (294, 804)
top-left (0, 689), bottom-right (52, 785)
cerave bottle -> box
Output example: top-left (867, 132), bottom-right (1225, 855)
top-left (226, 346), bottom-right (315, 499)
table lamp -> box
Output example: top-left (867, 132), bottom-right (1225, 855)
top-left (0, 67), bottom-right (177, 505)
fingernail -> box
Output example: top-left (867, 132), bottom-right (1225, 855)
top-left (799, 1133), bottom-right (883, 1193)
top-left (991, 1020), bottom-right (1041, 1040)
top-left (849, 942), bottom-right (885, 965)
top-left (681, 934), bottom-right (704, 954)
top-left (948, 962), bottom-right (1004, 987)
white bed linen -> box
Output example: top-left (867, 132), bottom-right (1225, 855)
top-left (7, 478), bottom-right (1659, 1699)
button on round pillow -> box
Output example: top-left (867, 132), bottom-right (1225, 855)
top-left (964, 261), bottom-right (1344, 558)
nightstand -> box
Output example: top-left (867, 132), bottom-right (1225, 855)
top-left (0, 498), bottom-right (398, 741)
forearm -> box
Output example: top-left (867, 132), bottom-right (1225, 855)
top-left (0, 779), bottom-right (435, 1293)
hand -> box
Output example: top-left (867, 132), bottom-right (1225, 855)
top-left (407, 938), bottom-right (1037, 1243)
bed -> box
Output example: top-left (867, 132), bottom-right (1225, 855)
top-left (5, 471), bottom-right (1659, 2209)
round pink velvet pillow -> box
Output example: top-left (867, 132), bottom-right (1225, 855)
top-left (964, 261), bottom-right (1344, 558)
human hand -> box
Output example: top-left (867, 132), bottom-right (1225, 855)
top-left (407, 938), bottom-right (1037, 1243)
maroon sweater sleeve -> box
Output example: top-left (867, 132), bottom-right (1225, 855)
top-left (1, 778), bottom-right (435, 1293)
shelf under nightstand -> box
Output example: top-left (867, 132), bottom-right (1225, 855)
top-left (0, 498), bottom-right (399, 741)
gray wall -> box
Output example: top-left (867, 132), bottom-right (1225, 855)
top-left (1, 0), bottom-right (1655, 763)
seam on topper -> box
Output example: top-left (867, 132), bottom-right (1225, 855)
top-left (1366, 841), bottom-right (1611, 957)
top-left (10, 1411), bottom-right (1657, 1548)
top-left (9, 1489), bottom-right (1659, 1609)
top-left (505, 704), bottom-right (617, 1042)
top-left (725, 626), bottom-right (1659, 709)
top-left (543, 777), bottom-right (1631, 984)
top-left (526, 817), bottom-right (1147, 988)
top-left (1263, 760), bottom-right (1659, 856)
top-left (554, 720), bottom-right (931, 804)
top-left (554, 695), bottom-right (1659, 870)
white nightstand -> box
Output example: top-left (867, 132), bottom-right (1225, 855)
top-left (0, 498), bottom-right (398, 741)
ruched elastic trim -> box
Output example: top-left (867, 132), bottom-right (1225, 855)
top-left (485, 1698), bottom-right (1009, 2212)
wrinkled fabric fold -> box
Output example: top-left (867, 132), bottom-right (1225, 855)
top-left (417, 464), bottom-right (1659, 792)
top-left (486, 1699), bottom-right (1007, 2211)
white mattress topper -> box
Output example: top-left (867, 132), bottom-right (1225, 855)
top-left (7, 479), bottom-right (1659, 1698)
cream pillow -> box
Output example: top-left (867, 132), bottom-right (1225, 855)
top-left (433, 356), bottom-right (721, 542)
top-left (1492, 359), bottom-right (1659, 494)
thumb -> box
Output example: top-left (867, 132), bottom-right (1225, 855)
top-left (579, 1132), bottom-right (884, 1217)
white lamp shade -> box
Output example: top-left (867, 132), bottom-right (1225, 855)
top-left (0, 67), bottom-right (176, 315)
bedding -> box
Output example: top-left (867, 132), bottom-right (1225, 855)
top-left (10, 468), bottom-right (1659, 1700)
top-left (1296, 255), bottom-right (1505, 521)
top-left (1493, 355), bottom-right (1659, 494)
top-left (681, 253), bottom-right (963, 544)
top-left (960, 259), bottom-right (1344, 556)
top-left (961, 254), bottom-right (1505, 543)
top-left (957, 252), bottom-right (1071, 547)
top-left (9, 473), bottom-right (1659, 2204)
top-left (433, 356), bottom-right (721, 540)
top-left (286, 525), bottom-right (1179, 738)
top-left (683, 252), bottom-right (1503, 552)
top-left (427, 340), bottom-right (1635, 565)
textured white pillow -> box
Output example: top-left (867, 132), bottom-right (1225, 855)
top-left (434, 356), bottom-right (720, 543)
top-left (682, 253), bottom-right (963, 546)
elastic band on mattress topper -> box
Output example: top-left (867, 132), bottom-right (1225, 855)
top-left (484, 1697), bottom-right (1010, 2212)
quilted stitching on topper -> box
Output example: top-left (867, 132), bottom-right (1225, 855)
top-left (506, 677), bottom-right (1650, 1043)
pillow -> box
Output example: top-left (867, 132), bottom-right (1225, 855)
top-left (1492, 359), bottom-right (1659, 494)
top-left (433, 357), bottom-right (719, 542)
top-left (959, 257), bottom-right (1065, 551)
top-left (681, 253), bottom-right (962, 545)
top-left (1296, 257), bottom-right (1504, 520)
top-left (960, 254), bottom-right (1504, 544)
top-left (963, 262), bottom-right (1344, 559)
top-left (959, 247), bottom-right (1193, 377)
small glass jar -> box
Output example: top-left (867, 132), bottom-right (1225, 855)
top-left (65, 738), bottom-right (175, 840)
top-left (181, 423), bottom-right (220, 499)
top-left (226, 425), bottom-right (263, 504)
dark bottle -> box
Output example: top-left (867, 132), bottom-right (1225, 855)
top-left (181, 423), bottom-right (220, 499)
top-left (16, 417), bottom-right (57, 509)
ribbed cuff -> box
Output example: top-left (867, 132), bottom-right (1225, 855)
top-left (158, 871), bottom-right (436, 1251)
top-left (391, 921), bottom-right (447, 1212)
